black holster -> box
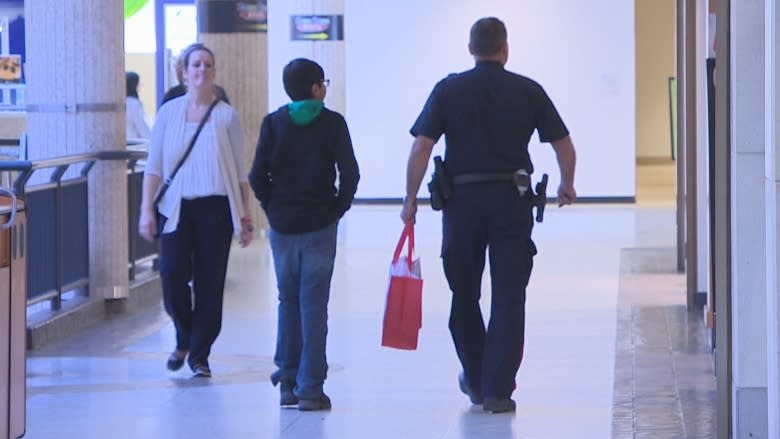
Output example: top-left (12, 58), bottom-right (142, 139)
top-left (531, 174), bottom-right (549, 223)
top-left (427, 156), bottom-right (452, 211)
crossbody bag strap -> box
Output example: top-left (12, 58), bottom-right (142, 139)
top-left (154, 98), bottom-right (219, 206)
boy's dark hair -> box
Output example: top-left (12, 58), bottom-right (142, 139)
top-left (283, 58), bottom-right (325, 101)
top-left (469, 17), bottom-right (507, 57)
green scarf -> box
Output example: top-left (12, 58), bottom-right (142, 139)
top-left (288, 100), bottom-right (324, 126)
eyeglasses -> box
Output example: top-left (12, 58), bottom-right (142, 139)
top-left (321, 79), bottom-right (331, 87)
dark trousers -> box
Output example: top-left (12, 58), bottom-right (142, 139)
top-left (441, 183), bottom-right (535, 399)
top-left (158, 196), bottom-right (233, 369)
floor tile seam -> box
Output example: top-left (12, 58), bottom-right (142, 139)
top-left (616, 254), bottom-right (685, 439)
top-left (667, 316), bottom-right (717, 438)
top-left (611, 301), bottom-right (636, 438)
top-left (663, 306), bottom-right (689, 438)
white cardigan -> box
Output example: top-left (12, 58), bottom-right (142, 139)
top-left (145, 96), bottom-right (248, 236)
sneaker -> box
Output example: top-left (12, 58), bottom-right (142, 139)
top-left (458, 372), bottom-right (484, 404)
top-left (280, 381), bottom-right (298, 407)
top-left (483, 397), bottom-right (516, 414)
top-left (192, 364), bottom-right (212, 378)
top-left (298, 394), bottom-right (331, 411)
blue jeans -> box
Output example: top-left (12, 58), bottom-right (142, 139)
top-left (269, 222), bottom-right (337, 399)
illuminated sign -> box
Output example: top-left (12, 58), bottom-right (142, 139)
top-left (290, 15), bottom-right (344, 41)
top-left (199, 0), bottom-right (268, 33)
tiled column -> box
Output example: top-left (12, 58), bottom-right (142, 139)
top-left (24, 0), bottom-right (129, 299)
top-left (731, 0), bottom-right (769, 436)
top-left (198, 0), bottom-right (270, 234)
top-left (764, 0), bottom-right (780, 436)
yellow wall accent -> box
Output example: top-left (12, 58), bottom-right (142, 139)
top-left (125, 53), bottom-right (157, 118)
top-left (636, 0), bottom-right (677, 159)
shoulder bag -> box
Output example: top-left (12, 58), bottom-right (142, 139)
top-left (153, 98), bottom-right (220, 207)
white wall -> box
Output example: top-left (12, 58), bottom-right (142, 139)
top-left (269, 0), bottom-right (636, 199)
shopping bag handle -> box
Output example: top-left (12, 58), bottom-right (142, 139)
top-left (392, 222), bottom-right (415, 269)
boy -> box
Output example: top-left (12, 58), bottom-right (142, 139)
top-left (249, 58), bottom-right (360, 411)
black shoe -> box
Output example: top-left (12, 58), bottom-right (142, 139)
top-left (483, 397), bottom-right (516, 413)
top-left (298, 394), bottom-right (331, 411)
top-left (166, 350), bottom-right (187, 371)
top-left (280, 381), bottom-right (298, 407)
top-left (458, 372), bottom-right (484, 405)
top-left (192, 364), bottom-right (212, 378)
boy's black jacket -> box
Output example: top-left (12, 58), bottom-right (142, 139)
top-left (249, 105), bottom-right (360, 234)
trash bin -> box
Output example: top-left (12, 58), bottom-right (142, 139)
top-left (0, 190), bottom-right (26, 439)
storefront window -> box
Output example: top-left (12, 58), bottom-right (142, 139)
top-left (0, 0), bottom-right (24, 111)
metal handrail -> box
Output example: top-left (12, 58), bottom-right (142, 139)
top-left (0, 150), bottom-right (153, 307)
top-left (0, 150), bottom-right (147, 196)
top-left (0, 138), bottom-right (20, 147)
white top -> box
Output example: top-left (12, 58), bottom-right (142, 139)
top-left (179, 122), bottom-right (228, 198)
top-left (145, 96), bottom-right (248, 235)
top-left (126, 97), bottom-right (151, 139)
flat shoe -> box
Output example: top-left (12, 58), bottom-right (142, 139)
top-left (166, 350), bottom-right (187, 371)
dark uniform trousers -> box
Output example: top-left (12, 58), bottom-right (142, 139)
top-left (442, 182), bottom-right (536, 399)
top-left (158, 196), bottom-right (234, 369)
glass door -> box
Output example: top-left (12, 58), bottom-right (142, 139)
top-left (155, 0), bottom-right (196, 105)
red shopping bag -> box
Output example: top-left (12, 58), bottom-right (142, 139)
top-left (381, 223), bottom-right (423, 350)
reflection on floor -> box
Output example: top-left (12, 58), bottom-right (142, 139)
top-left (24, 203), bottom-right (714, 438)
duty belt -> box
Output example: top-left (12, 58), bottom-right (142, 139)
top-left (452, 170), bottom-right (532, 197)
top-left (451, 173), bottom-right (515, 184)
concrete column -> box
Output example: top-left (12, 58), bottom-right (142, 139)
top-left (270, 0), bottom-right (346, 115)
top-left (696, 0), bottom-right (711, 310)
top-left (24, 0), bottom-right (129, 299)
top-left (713, 0), bottom-right (732, 436)
top-left (764, 1), bottom-right (780, 436)
top-left (731, 0), bottom-right (769, 436)
top-left (198, 0), bottom-right (270, 234)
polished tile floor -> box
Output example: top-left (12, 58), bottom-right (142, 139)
top-left (23, 199), bottom-right (715, 438)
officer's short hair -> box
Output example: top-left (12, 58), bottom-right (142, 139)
top-left (469, 17), bottom-right (507, 57)
top-left (283, 58), bottom-right (325, 101)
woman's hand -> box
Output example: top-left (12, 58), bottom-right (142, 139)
top-left (239, 217), bottom-right (254, 248)
top-left (138, 208), bottom-right (157, 242)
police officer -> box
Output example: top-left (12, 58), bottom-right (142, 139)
top-left (400, 17), bottom-right (577, 413)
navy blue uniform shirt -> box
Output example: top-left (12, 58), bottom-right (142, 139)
top-left (410, 61), bottom-right (569, 176)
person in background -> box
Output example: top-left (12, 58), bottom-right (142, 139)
top-left (138, 43), bottom-right (254, 378)
top-left (400, 17), bottom-right (577, 413)
top-left (249, 58), bottom-right (359, 411)
top-left (126, 71), bottom-right (151, 139)
top-left (161, 55), bottom-right (230, 107)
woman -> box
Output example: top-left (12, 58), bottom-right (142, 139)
top-left (138, 43), bottom-right (253, 378)
top-left (126, 71), bottom-right (151, 139)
